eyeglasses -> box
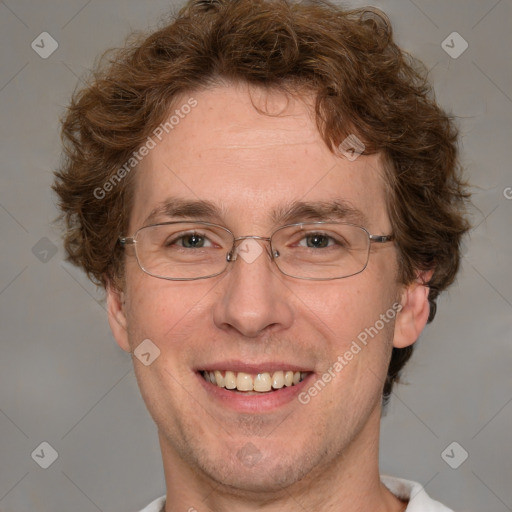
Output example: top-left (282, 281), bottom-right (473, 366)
top-left (119, 221), bottom-right (394, 281)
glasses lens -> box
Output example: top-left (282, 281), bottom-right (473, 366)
top-left (271, 223), bottom-right (370, 279)
top-left (134, 222), bottom-right (233, 280)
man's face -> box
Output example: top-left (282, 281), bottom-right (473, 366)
top-left (109, 83), bottom-right (407, 492)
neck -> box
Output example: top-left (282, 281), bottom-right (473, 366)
top-left (159, 404), bottom-right (406, 512)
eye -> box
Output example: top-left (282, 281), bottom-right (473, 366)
top-left (166, 232), bottom-right (215, 249)
top-left (297, 233), bottom-right (336, 249)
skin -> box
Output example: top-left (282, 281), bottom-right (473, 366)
top-left (107, 82), bottom-right (431, 512)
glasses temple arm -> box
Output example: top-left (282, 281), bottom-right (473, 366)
top-left (369, 234), bottom-right (394, 243)
top-left (119, 237), bottom-right (136, 246)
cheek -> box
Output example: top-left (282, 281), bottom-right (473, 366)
top-left (124, 269), bottom-right (203, 342)
top-left (302, 273), bottom-right (398, 342)
top-left (122, 275), bottom-right (209, 424)
top-left (298, 272), bottom-right (400, 401)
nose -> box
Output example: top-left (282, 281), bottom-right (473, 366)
top-left (212, 238), bottom-right (294, 338)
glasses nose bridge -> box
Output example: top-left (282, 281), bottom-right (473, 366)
top-left (233, 235), bottom-right (272, 243)
top-left (228, 234), bottom-right (275, 262)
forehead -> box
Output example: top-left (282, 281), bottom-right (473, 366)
top-left (130, 83), bottom-right (390, 233)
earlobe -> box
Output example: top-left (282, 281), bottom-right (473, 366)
top-left (393, 270), bottom-right (433, 349)
top-left (106, 282), bottom-right (131, 352)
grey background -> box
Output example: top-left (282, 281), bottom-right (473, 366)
top-left (0, 0), bottom-right (511, 511)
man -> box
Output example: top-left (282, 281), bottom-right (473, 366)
top-left (53, 0), bottom-right (470, 510)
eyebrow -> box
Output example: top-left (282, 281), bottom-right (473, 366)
top-left (271, 199), bottom-right (368, 226)
top-left (142, 197), bottom-right (368, 228)
top-left (143, 198), bottom-right (226, 226)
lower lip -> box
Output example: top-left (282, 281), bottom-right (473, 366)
top-left (196, 372), bottom-right (314, 413)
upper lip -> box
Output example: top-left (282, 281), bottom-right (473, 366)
top-left (195, 360), bottom-right (313, 374)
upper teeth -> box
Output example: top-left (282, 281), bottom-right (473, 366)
top-left (202, 370), bottom-right (306, 392)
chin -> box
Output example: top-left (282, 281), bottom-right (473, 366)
top-left (194, 442), bottom-right (321, 496)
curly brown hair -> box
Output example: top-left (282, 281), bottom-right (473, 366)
top-left (53, 0), bottom-right (471, 401)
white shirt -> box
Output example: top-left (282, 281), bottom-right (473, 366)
top-left (381, 476), bottom-right (454, 511)
top-left (137, 476), bottom-right (454, 512)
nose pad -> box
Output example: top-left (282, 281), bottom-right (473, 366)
top-left (226, 238), bottom-right (278, 266)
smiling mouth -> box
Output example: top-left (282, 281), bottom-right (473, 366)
top-left (200, 370), bottom-right (310, 393)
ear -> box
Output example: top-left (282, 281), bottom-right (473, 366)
top-left (106, 281), bottom-right (131, 353)
top-left (393, 270), bottom-right (433, 349)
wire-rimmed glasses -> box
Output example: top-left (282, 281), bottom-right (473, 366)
top-left (119, 221), bottom-right (394, 281)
